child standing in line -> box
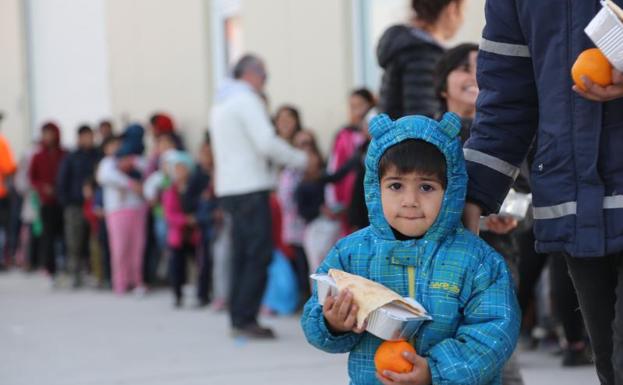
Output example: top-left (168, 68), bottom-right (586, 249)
top-left (96, 125), bottom-right (147, 295)
top-left (162, 151), bottom-right (199, 308)
top-left (301, 113), bottom-right (520, 385)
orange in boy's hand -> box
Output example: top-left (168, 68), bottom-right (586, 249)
top-left (571, 48), bottom-right (613, 91)
top-left (374, 340), bottom-right (416, 376)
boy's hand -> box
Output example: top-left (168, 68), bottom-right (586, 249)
top-left (323, 289), bottom-right (366, 334)
top-left (484, 214), bottom-right (517, 234)
top-left (375, 351), bottom-right (432, 385)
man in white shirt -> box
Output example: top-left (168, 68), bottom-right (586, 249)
top-left (210, 54), bottom-right (308, 339)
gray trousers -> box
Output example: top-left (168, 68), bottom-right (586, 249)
top-left (64, 205), bottom-right (86, 280)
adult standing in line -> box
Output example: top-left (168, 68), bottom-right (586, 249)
top-left (29, 123), bottom-right (66, 282)
top-left (463, 1), bottom-right (623, 383)
top-left (376, 0), bottom-right (466, 119)
top-left (209, 54), bottom-right (308, 339)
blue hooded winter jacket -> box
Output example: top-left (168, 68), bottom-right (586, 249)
top-left (301, 113), bottom-right (520, 385)
top-left (464, 0), bottom-right (623, 257)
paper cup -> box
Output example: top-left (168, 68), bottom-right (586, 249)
top-left (585, 0), bottom-right (623, 71)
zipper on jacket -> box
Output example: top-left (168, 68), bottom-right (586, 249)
top-left (407, 265), bottom-right (417, 346)
top-left (407, 266), bottom-right (416, 299)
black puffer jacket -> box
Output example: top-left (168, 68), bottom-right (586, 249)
top-left (377, 25), bottom-right (445, 120)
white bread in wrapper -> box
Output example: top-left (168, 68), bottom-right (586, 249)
top-left (585, 0), bottom-right (623, 71)
top-left (328, 269), bottom-right (424, 328)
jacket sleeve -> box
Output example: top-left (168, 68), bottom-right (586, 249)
top-left (0, 136), bottom-right (17, 176)
top-left (143, 172), bottom-right (163, 202)
top-left (162, 188), bottom-right (188, 228)
top-left (427, 250), bottom-right (520, 385)
top-left (55, 157), bottom-right (71, 207)
top-left (239, 93), bottom-right (308, 170)
top-left (28, 154), bottom-right (44, 198)
top-left (463, 0), bottom-right (538, 215)
top-left (300, 243), bottom-right (364, 353)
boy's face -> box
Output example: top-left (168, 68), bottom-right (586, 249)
top-left (380, 166), bottom-right (445, 237)
top-left (78, 131), bottom-right (94, 149)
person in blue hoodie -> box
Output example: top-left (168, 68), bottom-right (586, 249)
top-left (301, 113), bottom-right (520, 385)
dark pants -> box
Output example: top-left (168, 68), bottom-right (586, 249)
top-left (97, 217), bottom-right (111, 283)
top-left (8, 190), bottom-right (22, 261)
top-left (40, 204), bottom-right (64, 275)
top-left (143, 211), bottom-right (158, 285)
top-left (0, 197), bottom-right (10, 266)
top-left (220, 191), bottom-right (273, 329)
top-left (64, 205), bottom-right (87, 281)
top-left (550, 254), bottom-right (585, 344)
top-left (564, 253), bottom-right (623, 385)
top-left (168, 243), bottom-right (195, 300)
top-left (28, 224), bottom-right (40, 270)
top-left (517, 230), bottom-right (585, 344)
top-left (196, 227), bottom-right (213, 302)
top-left (289, 245), bottom-right (311, 306)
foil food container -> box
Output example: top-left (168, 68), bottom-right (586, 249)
top-left (585, 0), bottom-right (623, 71)
top-left (310, 274), bottom-right (432, 341)
top-left (310, 273), bottom-right (339, 306)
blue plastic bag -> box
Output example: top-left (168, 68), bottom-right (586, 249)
top-left (262, 250), bottom-right (299, 315)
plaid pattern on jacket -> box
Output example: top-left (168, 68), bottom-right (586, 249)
top-left (301, 113), bottom-right (520, 385)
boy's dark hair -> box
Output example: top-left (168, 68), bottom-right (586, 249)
top-left (378, 139), bottom-right (447, 188)
top-left (77, 125), bottom-right (93, 136)
top-left (351, 88), bottom-right (376, 106)
top-left (411, 0), bottom-right (460, 24)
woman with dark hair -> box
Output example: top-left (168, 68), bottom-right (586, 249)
top-left (433, 42), bottom-right (479, 141)
top-left (377, 0), bottom-right (466, 119)
top-left (274, 105), bottom-right (302, 144)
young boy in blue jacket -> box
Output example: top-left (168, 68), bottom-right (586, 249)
top-left (301, 113), bottom-right (520, 385)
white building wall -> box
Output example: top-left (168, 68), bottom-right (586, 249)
top-left (0, 0), bottom-right (30, 156)
top-left (26, 0), bottom-right (112, 148)
top-left (106, 0), bottom-right (212, 153)
top-left (240, 0), bottom-right (355, 153)
top-left (1, 0), bottom-right (486, 158)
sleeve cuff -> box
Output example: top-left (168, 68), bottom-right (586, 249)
top-left (427, 356), bottom-right (443, 385)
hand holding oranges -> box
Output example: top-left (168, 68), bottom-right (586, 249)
top-left (572, 48), bottom-right (623, 102)
top-left (374, 340), bottom-right (431, 385)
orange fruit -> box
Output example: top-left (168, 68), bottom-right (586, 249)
top-left (571, 48), bottom-right (613, 91)
top-left (374, 340), bottom-right (416, 375)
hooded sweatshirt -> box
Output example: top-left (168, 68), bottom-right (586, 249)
top-left (301, 113), bottom-right (520, 385)
top-left (209, 79), bottom-right (307, 197)
top-left (29, 124), bottom-right (66, 205)
top-left (377, 25), bottom-right (445, 120)
top-left (0, 134), bottom-right (17, 199)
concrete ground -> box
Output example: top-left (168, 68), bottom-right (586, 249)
top-left (1, 271), bottom-right (599, 385)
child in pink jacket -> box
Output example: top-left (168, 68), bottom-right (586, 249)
top-left (162, 151), bottom-right (199, 307)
